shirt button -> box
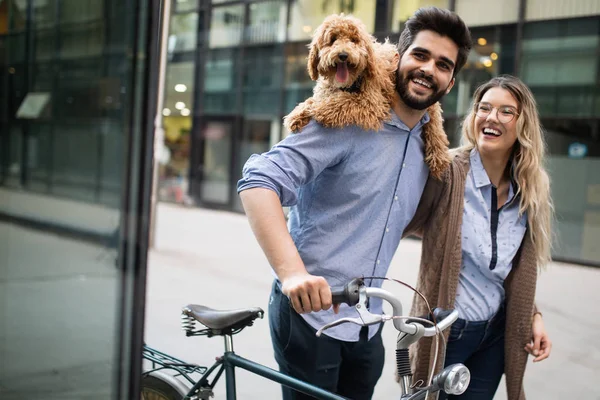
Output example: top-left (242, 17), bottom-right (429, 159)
top-left (394, 196), bottom-right (398, 201)
top-left (386, 227), bottom-right (389, 233)
top-left (402, 163), bottom-right (406, 168)
top-left (377, 260), bottom-right (380, 264)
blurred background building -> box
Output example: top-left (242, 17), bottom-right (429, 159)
top-left (155, 0), bottom-right (600, 266)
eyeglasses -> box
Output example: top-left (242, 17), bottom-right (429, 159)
top-left (475, 102), bottom-right (519, 124)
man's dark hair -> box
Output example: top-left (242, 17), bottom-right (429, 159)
top-left (398, 7), bottom-right (472, 77)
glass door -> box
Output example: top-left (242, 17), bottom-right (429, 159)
top-left (190, 116), bottom-right (237, 207)
top-left (0, 0), bottom-right (161, 398)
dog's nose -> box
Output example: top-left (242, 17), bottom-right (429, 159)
top-left (338, 52), bottom-right (348, 62)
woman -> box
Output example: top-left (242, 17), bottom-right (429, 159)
top-left (404, 75), bottom-right (553, 399)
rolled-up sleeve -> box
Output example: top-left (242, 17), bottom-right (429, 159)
top-left (237, 121), bottom-right (352, 206)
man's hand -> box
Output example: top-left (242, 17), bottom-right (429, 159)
top-left (281, 273), bottom-right (333, 314)
top-left (525, 313), bottom-right (551, 362)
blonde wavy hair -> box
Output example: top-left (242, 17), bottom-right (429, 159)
top-left (459, 75), bottom-right (553, 268)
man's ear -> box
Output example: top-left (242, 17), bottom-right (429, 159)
top-left (445, 77), bottom-right (456, 94)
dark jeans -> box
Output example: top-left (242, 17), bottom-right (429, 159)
top-left (268, 280), bottom-right (385, 400)
top-left (439, 306), bottom-right (506, 400)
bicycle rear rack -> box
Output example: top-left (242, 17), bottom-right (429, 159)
top-left (143, 345), bottom-right (207, 385)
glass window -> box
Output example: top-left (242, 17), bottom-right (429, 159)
top-left (163, 62), bottom-right (195, 118)
top-left (1, 1), bottom-right (154, 397)
top-left (50, 124), bottom-right (99, 202)
top-left (526, 0), bottom-right (600, 21)
top-left (203, 48), bottom-right (238, 114)
top-left (169, 12), bottom-right (198, 53)
top-left (199, 120), bottom-right (232, 204)
top-left (59, 22), bottom-right (104, 59)
top-left (175, 0), bottom-right (198, 12)
top-left (242, 45), bottom-right (284, 116)
top-left (24, 123), bottom-right (52, 187)
top-left (391, 0), bottom-right (448, 32)
top-left (455, 0), bottom-right (519, 27)
top-left (35, 29), bottom-right (55, 62)
top-left (7, 0), bottom-right (27, 32)
top-left (520, 18), bottom-right (600, 118)
top-left (158, 115), bottom-right (191, 204)
top-left (246, 0), bottom-right (287, 44)
top-left (209, 5), bottom-right (244, 48)
top-left (8, 33), bottom-right (26, 64)
top-left (31, 0), bottom-right (57, 29)
top-left (283, 42), bottom-right (312, 115)
top-left (545, 119), bottom-right (600, 264)
top-left (60, 0), bottom-right (103, 24)
top-left (288, 0), bottom-right (376, 42)
top-left (159, 62), bottom-right (195, 204)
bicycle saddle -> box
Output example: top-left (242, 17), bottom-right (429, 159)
top-left (182, 304), bottom-right (264, 331)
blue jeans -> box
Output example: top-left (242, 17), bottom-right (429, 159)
top-left (439, 306), bottom-right (506, 400)
top-left (268, 280), bottom-right (385, 399)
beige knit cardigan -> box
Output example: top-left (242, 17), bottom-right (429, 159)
top-left (403, 149), bottom-right (539, 400)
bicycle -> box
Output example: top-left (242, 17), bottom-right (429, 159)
top-left (141, 277), bottom-right (471, 399)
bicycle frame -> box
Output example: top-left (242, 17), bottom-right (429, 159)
top-left (143, 336), bottom-right (347, 400)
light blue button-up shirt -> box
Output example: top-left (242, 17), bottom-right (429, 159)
top-left (237, 112), bottom-right (430, 341)
top-left (456, 149), bottom-right (528, 321)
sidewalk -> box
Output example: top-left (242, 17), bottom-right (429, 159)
top-left (145, 203), bottom-right (600, 400)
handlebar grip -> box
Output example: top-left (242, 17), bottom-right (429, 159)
top-left (331, 278), bottom-right (363, 306)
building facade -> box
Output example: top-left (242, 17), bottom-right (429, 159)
top-left (155, 0), bottom-right (600, 266)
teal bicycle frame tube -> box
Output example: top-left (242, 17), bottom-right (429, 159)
top-left (223, 352), bottom-right (347, 400)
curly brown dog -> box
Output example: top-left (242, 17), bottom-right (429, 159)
top-left (283, 14), bottom-right (450, 179)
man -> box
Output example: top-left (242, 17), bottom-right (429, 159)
top-left (237, 7), bottom-right (472, 399)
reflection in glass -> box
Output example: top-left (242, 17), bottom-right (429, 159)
top-left (242, 46), bottom-right (283, 116)
top-left (203, 48), bottom-right (238, 114)
top-left (288, 0), bottom-right (376, 41)
top-left (209, 5), bottom-right (244, 48)
top-left (246, 1), bottom-right (287, 44)
top-left (60, 0), bottom-right (103, 23)
top-left (0, 0), bottom-right (150, 397)
top-left (200, 121), bottom-right (232, 204)
top-left (175, 0), bottom-right (198, 12)
top-left (283, 42), bottom-right (313, 115)
top-left (521, 18), bottom-right (599, 118)
top-left (159, 62), bottom-right (194, 205)
top-left (169, 12), bottom-right (199, 52)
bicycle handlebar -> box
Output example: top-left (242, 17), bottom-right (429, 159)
top-left (326, 278), bottom-right (458, 337)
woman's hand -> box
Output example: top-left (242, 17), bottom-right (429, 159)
top-left (525, 313), bottom-right (551, 362)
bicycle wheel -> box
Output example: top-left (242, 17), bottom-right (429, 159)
top-left (141, 374), bottom-right (186, 400)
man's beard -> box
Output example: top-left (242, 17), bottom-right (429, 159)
top-left (396, 70), bottom-right (447, 110)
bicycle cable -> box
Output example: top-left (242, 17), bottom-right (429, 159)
top-left (362, 276), bottom-right (446, 387)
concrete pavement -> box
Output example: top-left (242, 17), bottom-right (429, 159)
top-left (145, 203), bottom-right (600, 399)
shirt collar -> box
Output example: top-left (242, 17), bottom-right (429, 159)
top-left (385, 109), bottom-right (430, 133)
top-left (470, 148), bottom-right (520, 205)
top-left (469, 148), bottom-right (491, 189)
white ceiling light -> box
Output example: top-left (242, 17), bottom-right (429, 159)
top-left (162, 108), bottom-right (171, 116)
top-left (175, 84), bottom-right (187, 92)
top-left (175, 102), bottom-right (185, 110)
top-left (181, 108), bottom-right (191, 116)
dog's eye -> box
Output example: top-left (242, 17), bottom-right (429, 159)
top-left (350, 37), bottom-right (358, 44)
top-left (330, 35), bottom-right (337, 44)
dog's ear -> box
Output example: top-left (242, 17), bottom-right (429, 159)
top-left (364, 42), bottom-right (380, 80)
top-left (307, 42), bottom-right (320, 81)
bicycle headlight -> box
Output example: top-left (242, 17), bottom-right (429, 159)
top-left (432, 363), bottom-right (470, 395)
